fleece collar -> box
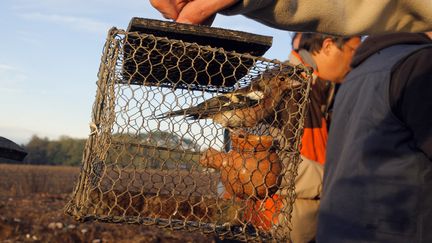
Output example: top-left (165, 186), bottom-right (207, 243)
top-left (351, 33), bottom-right (432, 68)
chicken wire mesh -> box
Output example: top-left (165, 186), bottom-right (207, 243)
top-left (65, 23), bottom-right (312, 242)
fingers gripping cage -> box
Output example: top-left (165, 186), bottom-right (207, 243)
top-left (65, 20), bottom-right (312, 242)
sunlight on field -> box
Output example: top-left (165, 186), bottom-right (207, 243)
top-left (0, 163), bottom-right (214, 242)
top-left (0, 163), bottom-right (80, 196)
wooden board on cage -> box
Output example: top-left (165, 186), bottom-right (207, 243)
top-left (121, 18), bottom-right (272, 92)
top-left (65, 18), bottom-right (312, 242)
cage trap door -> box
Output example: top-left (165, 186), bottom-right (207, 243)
top-left (122, 17), bottom-right (272, 91)
top-left (66, 20), bottom-right (312, 242)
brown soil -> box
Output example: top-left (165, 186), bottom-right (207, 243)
top-left (0, 193), bottom-right (218, 243)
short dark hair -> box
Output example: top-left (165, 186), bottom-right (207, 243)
top-left (299, 33), bottom-right (355, 54)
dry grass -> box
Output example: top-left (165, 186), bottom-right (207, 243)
top-left (0, 163), bottom-right (79, 196)
top-left (0, 163), bottom-right (225, 242)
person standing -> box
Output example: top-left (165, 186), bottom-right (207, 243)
top-left (290, 33), bottom-right (361, 165)
top-left (317, 32), bottom-right (432, 242)
top-left (246, 33), bottom-right (360, 242)
top-left (283, 33), bottom-right (360, 242)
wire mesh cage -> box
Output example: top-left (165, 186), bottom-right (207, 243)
top-left (65, 18), bottom-right (312, 242)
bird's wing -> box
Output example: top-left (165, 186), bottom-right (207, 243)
top-left (156, 91), bottom-right (263, 119)
top-left (200, 91), bottom-right (263, 117)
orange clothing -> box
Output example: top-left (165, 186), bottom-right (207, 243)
top-left (243, 194), bottom-right (283, 231)
top-left (290, 50), bottom-right (333, 165)
top-left (301, 118), bottom-right (328, 164)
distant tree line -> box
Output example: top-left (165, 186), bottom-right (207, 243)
top-left (21, 132), bottom-right (201, 168)
top-left (23, 135), bottom-right (86, 166)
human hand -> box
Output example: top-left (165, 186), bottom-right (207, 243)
top-left (149, 0), bottom-right (239, 25)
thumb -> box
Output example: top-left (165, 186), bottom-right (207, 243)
top-left (176, 1), bottom-right (213, 24)
top-left (150, 0), bottom-right (186, 21)
top-left (176, 0), bottom-right (238, 24)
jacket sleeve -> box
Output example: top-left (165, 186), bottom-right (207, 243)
top-left (221, 0), bottom-right (432, 36)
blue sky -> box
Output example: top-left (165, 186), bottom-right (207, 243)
top-left (0, 0), bottom-right (293, 144)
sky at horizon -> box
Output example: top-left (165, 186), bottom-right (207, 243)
top-left (0, 0), bottom-right (294, 145)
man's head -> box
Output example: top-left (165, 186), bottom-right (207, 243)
top-left (299, 33), bottom-right (361, 83)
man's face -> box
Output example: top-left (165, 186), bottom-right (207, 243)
top-left (323, 37), bottom-right (361, 83)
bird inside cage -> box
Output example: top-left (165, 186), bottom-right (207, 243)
top-left (156, 66), bottom-right (303, 134)
top-left (155, 65), bottom-right (306, 233)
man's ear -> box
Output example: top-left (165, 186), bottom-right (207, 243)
top-left (321, 38), bottom-right (334, 55)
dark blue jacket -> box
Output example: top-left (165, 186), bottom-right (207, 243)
top-left (317, 38), bottom-right (432, 242)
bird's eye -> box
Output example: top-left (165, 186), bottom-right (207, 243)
top-left (279, 77), bottom-right (285, 81)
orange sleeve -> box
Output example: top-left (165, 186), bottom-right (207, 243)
top-left (300, 118), bottom-right (328, 164)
